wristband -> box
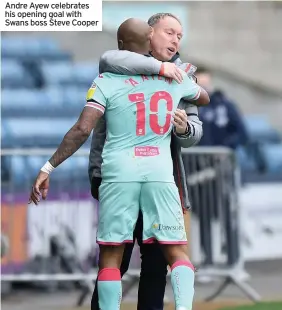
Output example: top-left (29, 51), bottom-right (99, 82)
top-left (40, 161), bottom-right (55, 174)
top-left (159, 63), bottom-right (165, 76)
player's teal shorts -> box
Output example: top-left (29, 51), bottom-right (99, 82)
top-left (97, 182), bottom-right (187, 245)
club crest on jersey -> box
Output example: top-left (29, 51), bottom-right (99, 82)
top-left (86, 82), bottom-right (97, 100)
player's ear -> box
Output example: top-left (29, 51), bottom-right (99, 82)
top-left (118, 39), bottom-right (124, 50)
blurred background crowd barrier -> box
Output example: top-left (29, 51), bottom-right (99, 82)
top-left (1, 0), bottom-right (282, 306)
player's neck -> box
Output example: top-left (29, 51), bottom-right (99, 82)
top-left (131, 48), bottom-right (150, 55)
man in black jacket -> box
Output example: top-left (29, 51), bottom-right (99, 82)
top-left (196, 66), bottom-right (248, 149)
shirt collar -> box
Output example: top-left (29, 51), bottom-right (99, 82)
top-left (170, 52), bottom-right (180, 62)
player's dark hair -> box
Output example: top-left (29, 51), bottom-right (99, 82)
top-left (148, 13), bottom-right (181, 27)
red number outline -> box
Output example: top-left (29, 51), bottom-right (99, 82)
top-left (128, 91), bottom-right (173, 136)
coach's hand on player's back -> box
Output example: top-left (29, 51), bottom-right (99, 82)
top-left (29, 171), bottom-right (50, 205)
top-left (162, 63), bottom-right (183, 84)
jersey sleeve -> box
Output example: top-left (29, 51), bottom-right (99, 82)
top-left (85, 75), bottom-right (107, 114)
top-left (181, 74), bottom-right (201, 101)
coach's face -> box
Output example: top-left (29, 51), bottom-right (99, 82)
top-left (150, 16), bottom-right (183, 61)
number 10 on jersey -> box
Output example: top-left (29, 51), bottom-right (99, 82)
top-left (128, 91), bottom-right (173, 136)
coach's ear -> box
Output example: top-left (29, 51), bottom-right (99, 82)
top-left (118, 39), bottom-right (124, 50)
top-left (148, 26), bottom-right (154, 40)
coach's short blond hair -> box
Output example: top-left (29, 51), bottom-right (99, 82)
top-left (147, 13), bottom-right (182, 27)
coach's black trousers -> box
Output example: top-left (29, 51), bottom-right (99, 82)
top-left (91, 212), bottom-right (168, 310)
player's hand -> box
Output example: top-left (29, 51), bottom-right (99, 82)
top-left (172, 109), bottom-right (188, 135)
top-left (161, 63), bottom-right (183, 84)
top-left (29, 171), bottom-right (50, 205)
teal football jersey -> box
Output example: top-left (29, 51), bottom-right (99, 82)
top-left (85, 72), bottom-right (201, 182)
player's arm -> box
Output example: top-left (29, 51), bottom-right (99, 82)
top-left (48, 81), bottom-right (107, 168)
top-left (99, 50), bottom-right (183, 83)
top-left (29, 82), bottom-right (106, 205)
top-left (49, 81), bottom-right (106, 168)
top-left (181, 74), bottom-right (210, 106)
top-left (177, 62), bottom-right (210, 106)
top-left (191, 86), bottom-right (210, 106)
top-left (48, 107), bottom-right (103, 168)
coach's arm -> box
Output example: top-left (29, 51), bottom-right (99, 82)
top-left (100, 50), bottom-right (209, 105)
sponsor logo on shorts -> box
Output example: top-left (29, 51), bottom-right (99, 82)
top-left (152, 223), bottom-right (184, 231)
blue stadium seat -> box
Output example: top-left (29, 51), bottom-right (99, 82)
top-left (9, 156), bottom-right (30, 184)
top-left (49, 156), bottom-right (89, 179)
top-left (1, 87), bottom-right (89, 118)
top-left (1, 36), bottom-right (26, 57)
top-left (61, 85), bottom-right (89, 111)
top-left (1, 60), bottom-right (34, 88)
top-left (1, 121), bottom-right (10, 149)
top-left (1, 86), bottom-right (89, 117)
top-left (40, 61), bottom-right (98, 87)
top-left (3, 118), bottom-right (77, 148)
top-left (7, 153), bottom-right (89, 186)
top-left (236, 146), bottom-right (257, 172)
top-left (1, 88), bottom-right (62, 118)
top-left (260, 144), bottom-right (282, 173)
top-left (3, 118), bottom-right (93, 148)
top-left (73, 63), bottom-right (99, 86)
top-left (41, 62), bottom-right (75, 86)
top-left (244, 115), bottom-right (281, 144)
top-left (25, 155), bottom-right (89, 182)
top-left (1, 36), bottom-right (71, 61)
top-left (25, 155), bottom-right (50, 178)
top-left (46, 86), bottom-right (89, 116)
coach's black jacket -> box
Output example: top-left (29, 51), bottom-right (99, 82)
top-left (89, 51), bottom-right (203, 210)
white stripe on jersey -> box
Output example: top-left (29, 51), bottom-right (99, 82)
top-left (85, 102), bottom-right (105, 114)
top-left (191, 88), bottom-right (201, 101)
